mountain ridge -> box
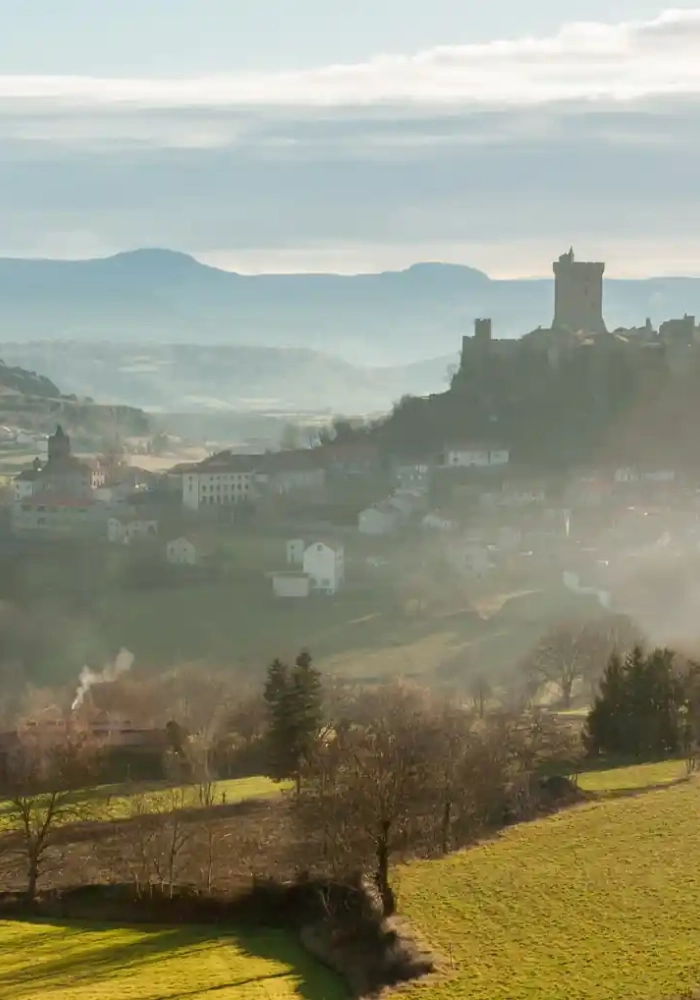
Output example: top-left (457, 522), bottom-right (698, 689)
top-left (1, 249), bottom-right (699, 365)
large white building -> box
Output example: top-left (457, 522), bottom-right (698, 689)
top-left (178, 448), bottom-right (326, 511)
top-left (303, 540), bottom-right (345, 595)
top-left (181, 454), bottom-right (260, 511)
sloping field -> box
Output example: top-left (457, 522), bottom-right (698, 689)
top-left (578, 759), bottom-right (687, 794)
top-left (0, 919), bottom-right (346, 1000)
top-left (0, 775), bottom-right (289, 833)
top-left (400, 781), bottom-right (700, 1000)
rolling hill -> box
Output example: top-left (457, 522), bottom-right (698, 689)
top-left (1, 249), bottom-right (700, 366)
top-left (0, 341), bottom-right (456, 414)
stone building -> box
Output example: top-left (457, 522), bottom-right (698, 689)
top-left (552, 247), bottom-right (607, 334)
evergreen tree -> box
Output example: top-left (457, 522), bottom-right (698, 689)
top-left (585, 645), bottom-right (683, 758)
top-left (263, 650), bottom-right (323, 793)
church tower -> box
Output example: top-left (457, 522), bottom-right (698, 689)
top-left (47, 424), bottom-right (71, 464)
top-left (552, 248), bottom-right (607, 334)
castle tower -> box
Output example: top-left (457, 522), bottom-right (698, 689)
top-left (553, 248), bottom-right (606, 334)
top-left (474, 318), bottom-right (492, 347)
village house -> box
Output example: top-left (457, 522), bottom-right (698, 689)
top-left (358, 502), bottom-right (402, 536)
top-left (107, 514), bottom-right (159, 545)
top-left (165, 535), bottom-right (216, 566)
top-left (259, 450), bottom-right (326, 495)
top-left (11, 494), bottom-right (105, 537)
top-left (303, 540), bottom-right (345, 594)
top-left (442, 443), bottom-right (510, 468)
top-left (271, 571), bottom-right (311, 599)
top-left (393, 461), bottom-right (431, 491)
top-left (315, 441), bottom-right (380, 478)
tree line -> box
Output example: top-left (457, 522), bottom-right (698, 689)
top-left (1, 637), bottom-right (699, 905)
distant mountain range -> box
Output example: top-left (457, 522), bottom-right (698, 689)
top-left (2, 249), bottom-right (700, 366)
top-left (0, 342), bottom-right (456, 415)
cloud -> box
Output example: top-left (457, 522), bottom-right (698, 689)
top-left (0, 9), bottom-right (699, 114)
top-left (2, 10), bottom-right (700, 275)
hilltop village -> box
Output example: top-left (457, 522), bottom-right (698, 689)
top-left (0, 249), bottom-right (699, 686)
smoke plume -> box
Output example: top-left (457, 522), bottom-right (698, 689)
top-left (71, 647), bottom-right (135, 711)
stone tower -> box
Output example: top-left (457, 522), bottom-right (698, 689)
top-left (47, 424), bottom-right (71, 463)
top-left (552, 248), bottom-right (606, 334)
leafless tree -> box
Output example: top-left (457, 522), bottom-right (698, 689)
top-left (522, 619), bottom-right (612, 709)
top-left (0, 716), bottom-right (101, 900)
top-left (298, 683), bottom-right (437, 912)
top-left (121, 786), bottom-right (196, 896)
top-left (468, 673), bottom-right (492, 720)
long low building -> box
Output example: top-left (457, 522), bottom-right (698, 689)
top-left (176, 448), bottom-right (326, 511)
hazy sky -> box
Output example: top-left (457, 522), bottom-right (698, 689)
top-left (2, 2), bottom-right (700, 276)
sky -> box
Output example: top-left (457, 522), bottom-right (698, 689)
top-left (2, 2), bottom-right (700, 276)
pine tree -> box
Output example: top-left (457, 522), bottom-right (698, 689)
top-left (263, 651), bottom-right (323, 793)
top-left (585, 645), bottom-right (683, 758)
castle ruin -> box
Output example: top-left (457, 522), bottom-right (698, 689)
top-left (552, 247), bottom-right (607, 335)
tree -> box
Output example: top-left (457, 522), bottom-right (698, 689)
top-left (468, 674), bottom-right (492, 720)
top-left (1, 718), bottom-right (101, 900)
top-left (585, 645), bottom-right (684, 758)
top-left (298, 683), bottom-right (435, 913)
top-left (264, 650), bottom-right (323, 795)
top-left (522, 618), bottom-right (627, 709)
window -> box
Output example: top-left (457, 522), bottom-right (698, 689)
top-left (37, 516), bottom-right (46, 526)
top-left (37, 505), bottom-right (46, 512)
top-left (321, 578), bottom-right (330, 588)
top-left (317, 544), bottom-right (323, 551)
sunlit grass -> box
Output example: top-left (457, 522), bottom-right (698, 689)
top-left (0, 919), bottom-right (345, 999)
top-left (399, 781), bottom-right (700, 999)
top-left (0, 774), bottom-right (290, 832)
top-left (577, 759), bottom-right (687, 794)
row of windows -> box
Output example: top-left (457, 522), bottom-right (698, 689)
top-left (200, 494), bottom-right (246, 505)
top-left (188, 473), bottom-right (252, 484)
top-left (200, 482), bottom-right (249, 493)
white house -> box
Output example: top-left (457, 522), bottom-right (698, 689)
top-left (107, 515), bottom-right (158, 545)
top-left (358, 503), bottom-right (401, 536)
top-left (388, 489), bottom-right (425, 519)
top-left (394, 462), bottom-right (431, 490)
top-left (286, 539), bottom-right (305, 565)
top-left (271, 571), bottom-right (311, 598)
top-left (303, 540), bottom-right (345, 595)
top-left (166, 536), bottom-right (214, 566)
top-left (443, 444), bottom-right (510, 468)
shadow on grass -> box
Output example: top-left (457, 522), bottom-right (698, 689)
top-left (0, 919), bottom-right (346, 1000)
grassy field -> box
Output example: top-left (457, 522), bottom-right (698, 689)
top-left (577, 759), bottom-right (688, 794)
top-left (0, 774), bottom-right (289, 832)
top-left (399, 779), bottom-right (700, 1000)
top-left (0, 919), bottom-right (346, 1000)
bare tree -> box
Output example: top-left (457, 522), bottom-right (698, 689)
top-left (298, 683), bottom-right (437, 913)
top-left (0, 717), bottom-right (101, 900)
top-left (522, 620), bottom-right (604, 709)
top-left (468, 674), bottom-right (492, 720)
top-left (122, 786), bottom-right (196, 896)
